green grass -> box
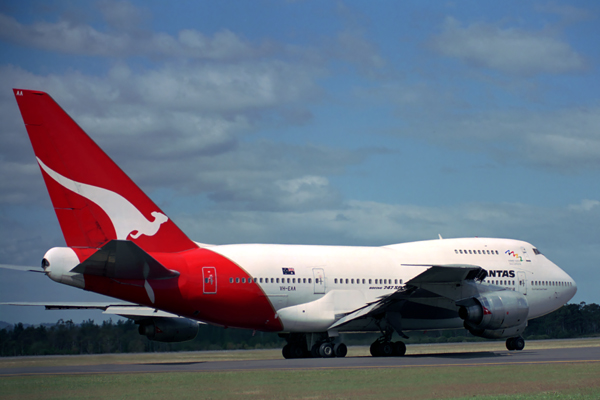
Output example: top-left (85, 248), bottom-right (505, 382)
top-left (1, 362), bottom-right (600, 399)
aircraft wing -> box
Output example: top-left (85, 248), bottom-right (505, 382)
top-left (328, 264), bottom-right (486, 331)
top-left (0, 302), bottom-right (193, 320)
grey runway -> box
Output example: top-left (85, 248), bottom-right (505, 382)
top-left (2, 346), bottom-right (600, 376)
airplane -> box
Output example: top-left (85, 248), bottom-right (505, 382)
top-left (3, 88), bottom-right (577, 358)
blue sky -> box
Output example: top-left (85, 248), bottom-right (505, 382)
top-left (0, 0), bottom-right (599, 324)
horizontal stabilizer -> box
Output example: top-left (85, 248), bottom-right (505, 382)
top-left (0, 264), bottom-right (44, 273)
top-left (71, 240), bottom-right (179, 280)
top-left (0, 301), bottom-right (134, 310)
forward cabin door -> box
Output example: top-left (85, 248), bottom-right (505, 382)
top-left (517, 271), bottom-right (527, 295)
top-left (313, 268), bottom-right (325, 294)
top-left (203, 266), bottom-right (217, 294)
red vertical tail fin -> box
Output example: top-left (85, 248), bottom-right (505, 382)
top-left (13, 89), bottom-right (197, 253)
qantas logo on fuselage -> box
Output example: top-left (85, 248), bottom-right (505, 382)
top-left (36, 157), bottom-right (168, 240)
top-left (485, 269), bottom-right (516, 278)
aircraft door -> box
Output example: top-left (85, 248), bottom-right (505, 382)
top-left (202, 266), bottom-right (217, 294)
top-left (517, 271), bottom-right (527, 295)
top-left (313, 268), bottom-right (325, 294)
top-left (521, 247), bottom-right (531, 263)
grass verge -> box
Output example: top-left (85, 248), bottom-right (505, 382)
top-left (1, 362), bottom-right (600, 399)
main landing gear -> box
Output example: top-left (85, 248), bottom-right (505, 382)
top-left (369, 318), bottom-right (407, 357)
top-left (505, 336), bottom-right (525, 351)
top-left (281, 333), bottom-right (348, 359)
top-left (369, 338), bottom-right (406, 357)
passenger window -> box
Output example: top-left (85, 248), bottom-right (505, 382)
top-left (334, 278), bottom-right (338, 284)
top-left (308, 278), bottom-right (312, 284)
top-left (459, 250), bottom-right (463, 254)
top-left (230, 277), bottom-right (233, 283)
top-left (303, 278), bottom-right (306, 283)
top-left (236, 278), bottom-right (240, 283)
top-left (369, 279), bottom-right (372, 284)
top-left (276, 278), bottom-right (279, 283)
top-left (351, 279), bottom-right (354, 284)
top-left (242, 278), bottom-right (246, 283)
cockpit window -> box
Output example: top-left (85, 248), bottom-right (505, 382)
top-left (533, 248), bottom-right (542, 255)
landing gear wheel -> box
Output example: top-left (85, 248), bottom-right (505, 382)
top-left (282, 344), bottom-right (292, 359)
top-left (319, 342), bottom-right (335, 358)
top-left (514, 337), bottom-right (525, 351)
top-left (370, 341), bottom-right (381, 357)
top-left (380, 341), bottom-right (394, 357)
top-left (393, 341), bottom-right (406, 356)
top-left (311, 343), bottom-right (321, 358)
top-left (370, 341), bottom-right (394, 357)
top-left (334, 343), bottom-right (347, 358)
top-left (290, 343), bottom-right (306, 358)
top-left (506, 337), bottom-right (515, 351)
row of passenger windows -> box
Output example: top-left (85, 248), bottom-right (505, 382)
top-left (532, 280), bottom-right (573, 287)
top-left (455, 249), bottom-right (499, 255)
top-left (481, 279), bottom-right (573, 288)
top-left (226, 277), bottom-right (403, 286)
top-left (334, 278), bottom-right (402, 285)
top-left (229, 277), bottom-right (314, 284)
top-left (484, 279), bottom-right (515, 286)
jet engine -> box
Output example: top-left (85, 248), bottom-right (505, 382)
top-left (138, 317), bottom-right (199, 343)
top-left (457, 291), bottom-right (529, 339)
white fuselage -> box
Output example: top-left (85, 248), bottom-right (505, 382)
top-left (208, 237), bottom-right (577, 333)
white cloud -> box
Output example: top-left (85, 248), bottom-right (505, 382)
top-left (0, 12), bottom-right (268, 61)
top-left (431, 16), bottom-right (586, 75)
top-left (568, 199), bottom-right (600, 212)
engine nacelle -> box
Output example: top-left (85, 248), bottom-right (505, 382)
top-left (457, 291), bottom-right (529, 333)
top-left (467, 323), bottom-right (528, 339)
top-left (138, 317), bottom-right (199, 343)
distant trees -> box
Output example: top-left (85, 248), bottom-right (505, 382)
top-left (1, 302), bottom-right (599, 356)
top-left (0, 319), bottom-right (285, 356)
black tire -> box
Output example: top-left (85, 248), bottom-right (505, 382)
top-left (370, 341), bottom-right (381, 357)
top-left (311, 343), bottom-right (321, 358)
top-left (393, 341), bottom-right (406, 356)
top-left (514, 337), bottom-right (525, 351)
top-left (334, 343), bottom-right (347, 358)
top-left (290, 343), bottom-right (306, 358)
top-left (505, 337), bottom-right (515, 351)
top-left (319, 342), bottom-right (334, 358)
top-left (380, 342), bottom-right (394, 357)
top-left (282, 344), bottom-right (292, 359)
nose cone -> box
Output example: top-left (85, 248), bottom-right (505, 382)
top-left (568, 276), bottom-right (578, 301)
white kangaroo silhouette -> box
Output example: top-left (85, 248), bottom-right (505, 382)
top-left (37, 157), bottom-right (168, 240)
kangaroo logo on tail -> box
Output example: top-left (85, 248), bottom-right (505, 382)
top-left (37, 157), bottom-right (168, 240)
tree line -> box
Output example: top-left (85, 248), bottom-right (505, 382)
top-left (1, 302), bottom-right (599, 356)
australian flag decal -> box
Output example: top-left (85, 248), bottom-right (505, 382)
top-left (282, 267), bottom-right (295, 275)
